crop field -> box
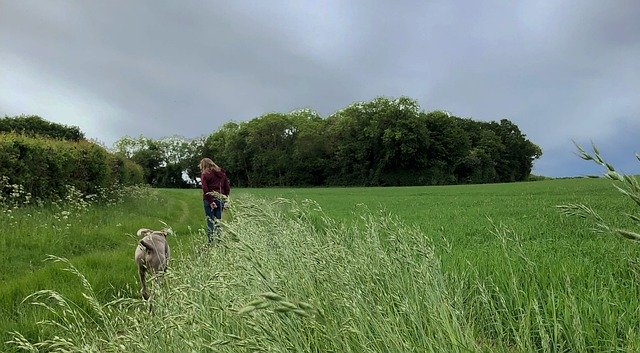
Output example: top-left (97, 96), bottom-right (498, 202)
top-left (2, 178), bottom-right (640, 352)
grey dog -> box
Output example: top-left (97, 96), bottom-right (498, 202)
top-left (134, 228), bottom-right (170, 300)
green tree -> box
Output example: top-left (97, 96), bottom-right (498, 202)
top-left (204, 122), bottom-right (250, 187)
top-left (491, 119), bottom-right (542, 182)
top-left (289, 109), bottom-right (330, 186)
top-left (114, 135), bottom-right (203, 188)
top-left (326, 97), bottom-right (430, 185)
top-left (157, 136), bottom-right (204, 185)
top-left (454, 120), bottom-right (504, 183)
top-left (243, 113), bottom-right (296, 186)
top-left (423, 111), bottom-right (471, 184)
top-left (376, 98), bottom-right (431, 185)
top-left (130, 140), bottom-right (164, 186)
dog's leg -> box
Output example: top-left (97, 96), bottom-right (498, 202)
top-left (138, 264), bottom-right (149, 300)
top-left (165, 243), bottom-right (170, 269)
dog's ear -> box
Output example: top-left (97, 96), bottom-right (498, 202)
top-left (140, 239), bottom-right (154, 251)
top-left (137, 228), bottom-right (153, 237)
top-left (160, 228), bottom-right (173, 237)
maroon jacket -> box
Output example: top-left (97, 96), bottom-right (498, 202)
top-left (201, 169), bottom-right (230, 204)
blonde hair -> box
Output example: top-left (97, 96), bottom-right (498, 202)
top-left (199, 158), bottom-right (220, 172)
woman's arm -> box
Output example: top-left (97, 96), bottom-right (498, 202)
top-left (223, 176), bottom-right (231, 196)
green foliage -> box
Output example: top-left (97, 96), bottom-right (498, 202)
top-left (0, 133), bottom-right (143, 201)
top-left (244, 112), bottom-right (296, 186)
top-left (202, 96), bottom-right (542, 187)
top-left (0, 115), bottom-right (85, 141)
top-left (109, 154), bottom-right (145, 188)
top-left (326, 97), bottom-right (430, 185)
top-left (204, 122), bottom-right (249, 186)
top-left (105, 97), bottom-right (541, 188)
top-left (113, 135), bottom-right (203, 188)
top-left (490, 119), bottom-right (542, 182)
top-left (205, 110), bottom-right (330, 187)
top-left (289, 110), bottom-right (330, 185)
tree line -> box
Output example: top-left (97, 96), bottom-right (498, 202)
top-left (3, 96), bottom-right (542, 189)
top-left (201, 97), bottom-right (541, 187)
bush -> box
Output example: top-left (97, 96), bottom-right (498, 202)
top-left (0, 115), bottom-right (85, 141)
top-left (0, 133), bottom-right (143, 201)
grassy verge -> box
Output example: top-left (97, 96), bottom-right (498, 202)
top-left (0, 188), bottom-right (208, 350)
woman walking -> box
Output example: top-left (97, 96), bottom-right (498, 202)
top-left (199, 158), bottom-right (230, 244)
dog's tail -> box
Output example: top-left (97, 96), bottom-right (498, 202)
top-left (137, 228), bottom-right (153, 237)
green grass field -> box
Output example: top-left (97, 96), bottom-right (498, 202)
top-left (2, 178), bottom-right (640, 352)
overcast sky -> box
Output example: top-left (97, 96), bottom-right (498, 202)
top-left (1, 0), bottom-right (638, 177)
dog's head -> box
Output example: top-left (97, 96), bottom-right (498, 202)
top-left (137, 228), bottom-right (172, 238)
top-left (137, 228), bottom-right (153, 237)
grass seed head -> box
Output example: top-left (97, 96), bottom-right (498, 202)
top-left (297, 301), bottom-right (314, 310)
top-left (273, 307), bottom-right (290, 313)
top-left (246, 299), bottom-right (266, 307)
top-left (261, 292), bottom-right (284, 301)
top-left (293, 309), bottom-right (311, 317)
top-left (237, 305), bottom-right (257, 315)
top-left (279, 301), bottom-right (298, 309)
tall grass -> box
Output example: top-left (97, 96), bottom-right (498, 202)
top-left (558, 143), bottom-right (640, 241)
top-left (8, 193), bottom-right (640, 352)
top-left (0, 184), bottom-right (194, 350)
top-left (8, 197), bottom-right (480, 352)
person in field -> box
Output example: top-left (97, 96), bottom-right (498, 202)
top-left (199, 158), bottom-right (231, 243)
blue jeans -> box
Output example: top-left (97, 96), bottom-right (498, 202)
top-left (204, 199), bottom-right (223, 243)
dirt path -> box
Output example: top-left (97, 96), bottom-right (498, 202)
top-left (177, 199), bottom-right (190, 224)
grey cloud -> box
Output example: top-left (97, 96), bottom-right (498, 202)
top-left (1, 0), bottom-right (638, 177)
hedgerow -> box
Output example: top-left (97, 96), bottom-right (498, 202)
top-left (0, 133), bottom-right (143, 201)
